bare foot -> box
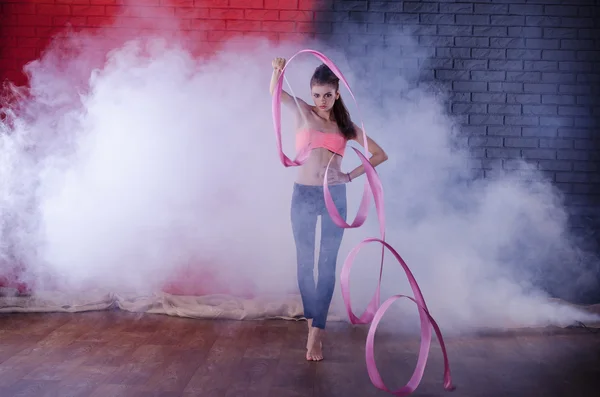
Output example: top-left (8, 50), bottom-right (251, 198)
top-left (305, 327), bottom-right (324, 361)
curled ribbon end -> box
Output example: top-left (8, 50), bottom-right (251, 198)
top-left (444, 382), bottom-right (456, 392)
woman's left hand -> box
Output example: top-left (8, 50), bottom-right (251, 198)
top-left (327, 169), bottom-right (351, 184)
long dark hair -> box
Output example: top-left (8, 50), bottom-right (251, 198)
top-left (310, 64), bottom-right (357, 140)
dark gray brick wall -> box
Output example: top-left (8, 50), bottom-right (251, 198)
top-left (314, 0), bottom-right (600, 239)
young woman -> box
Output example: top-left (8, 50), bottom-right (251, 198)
top-left (270, 57), bottom-right (388, 361)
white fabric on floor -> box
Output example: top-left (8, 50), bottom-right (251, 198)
top-left (0, 289), bottom-right (305, 320)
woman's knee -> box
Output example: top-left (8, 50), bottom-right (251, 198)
top-left (317, 259), bottom-right (336, 281)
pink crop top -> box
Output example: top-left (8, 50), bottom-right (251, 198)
top-left (295, 129), bottom-right (347, 157)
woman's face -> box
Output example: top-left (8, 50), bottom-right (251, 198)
top-left (311, 84), bottom-right (339, 112)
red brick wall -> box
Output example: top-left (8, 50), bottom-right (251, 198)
top-left (0, 0), bottom-right (316, 292)
top-left (0, 0), bottom-right (317, 86)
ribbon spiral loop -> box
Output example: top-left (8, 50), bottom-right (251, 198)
top-left (271, 49), bottom-right (454, 396)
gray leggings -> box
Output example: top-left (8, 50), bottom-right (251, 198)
top-left (290, 183), bottom-right (347, 329)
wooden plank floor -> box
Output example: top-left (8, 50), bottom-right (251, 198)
top-left (0, 310), bottom-right (598, 397)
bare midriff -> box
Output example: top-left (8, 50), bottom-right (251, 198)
top-left (295, 147), bottom-right (344, 186)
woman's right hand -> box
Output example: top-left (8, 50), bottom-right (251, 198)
top-left (272, 57), bottom-right (286, 72)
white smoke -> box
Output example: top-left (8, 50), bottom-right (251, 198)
top-left (0, 8), bottom-right (598, 333)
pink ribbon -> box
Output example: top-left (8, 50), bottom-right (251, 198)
top-left (272, 49), bottom-right (455, 395)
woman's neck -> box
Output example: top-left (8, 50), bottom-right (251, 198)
top-left (314, 108), bottom-right (333, 122)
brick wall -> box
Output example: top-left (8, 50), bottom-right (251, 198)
top-left (316, 0), bottom-right (600, 242)
top-left (0, 0), bottom-right (316, 86)
top-left (1, 0), bottom-right (600, 295)
top-left (0, 0), bottom-right (318, 290)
